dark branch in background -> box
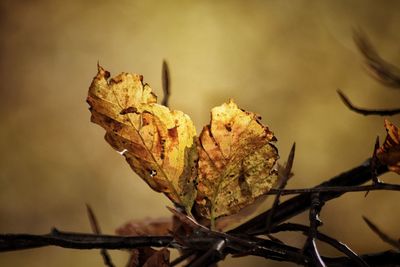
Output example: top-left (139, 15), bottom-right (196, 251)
top-left (353, 29), bottom-right (400, 89)
top-left (363, 216), bottom-right (400, 250)
top-left (337, 89), bottom-right (400, 116)
top-left (86, 204), bottom-right (115, 267)
top-left (265, 143), bottom-right (295, 232)
top-left (161, 60), bottom-right (170, 107)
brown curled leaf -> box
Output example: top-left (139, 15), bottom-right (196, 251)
top-left (87, 65), bottom-right (198, 213)
top-left (195, 100), bottom-right (279, 223)
top-left (116, 217), bottom-right (172, 236)
top-left (377, 119), bottom-right (400, 174)
top-left (116, 218), bottom-right (172, 267)
top-left (142, 248), bottom-right (170, 267)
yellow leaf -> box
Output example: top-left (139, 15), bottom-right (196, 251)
top-left (195, 100), bottom-right (279, 223)
top-left (87, 65), bottom-right (198, 213)
top-left (377, 119), bottom-right (400, 174)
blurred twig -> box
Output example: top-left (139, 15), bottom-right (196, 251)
top-left (353, 29), bottom-right (400, 89)
top-left (86, 204), bottom-right (115, 267)
top-left (272, 223), bottom-right (369, 267)
top-left (162, 60), bottom-right (170, 107)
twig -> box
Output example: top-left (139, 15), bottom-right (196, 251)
top-left (362, 216), bottom-right (400, 250)
top-left (353, 29), bottom-right (400, 89)
top-left (271, 223), bottom-right (369, 267)
top-left (370, 137), bottom-right (381, 184)
top-left (86, 204), bottom-right (115, 267)
top-left (161, 60), bottom-right (170, 107)
top-left (231, 158), bottom-right (388, 235)
top-left (0, 228), bottom-right (175, 252)
top-left (169, 207), bottom-right (305, 263)
top-left (265, 143), bottom-right (295, 232)
top-left (306, 193), bottom-right (326, 267)
top-left (266, 182), bottom-right (400, 195)
top-left (337, 89), bottom-right (400, 116)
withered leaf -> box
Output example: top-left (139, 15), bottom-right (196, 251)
top-left (142, 248), bottom-right (170, 267)
top-left (195, 100), bottom-right (279, 222)
top-left (116, 218), bottom-right (172, 267)
top-left (116, 217), bottom-right (172, 236)
top-left (87, 65), bottom-right (198, 213)
top-left (377, 119), bottom-right (400, 174)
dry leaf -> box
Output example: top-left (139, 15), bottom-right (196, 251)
top-left (195, 100), bottom-right (279, 222)
top-left (88, 67), bottom-right (280, 225)
top-left (377, 119), bottom-right (400, 174)
top-left (142, 248), bottom-right (170, 267)
top-left (116, 217), bottom-right (172, 236)
top-left (116, 218), bottom-right (172, 267)
top-left (87, 65), bottom-right (198, 213)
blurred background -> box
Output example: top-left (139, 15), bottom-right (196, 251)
top-left (1, 0), bottom-right (400, 266)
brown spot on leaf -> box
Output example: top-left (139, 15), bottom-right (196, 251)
top-left (168, 127), bottom-right (178, 140)
top-left (120, 106), bottom-right (138, 115)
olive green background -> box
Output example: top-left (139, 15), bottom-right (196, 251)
top-left (1, 1), bottom-right (399, 266)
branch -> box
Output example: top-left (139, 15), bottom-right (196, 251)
top-left (337, 89), bottom-right (400, 116)
top-left (231, 158), bottom-right (388, 235)
top-left (0, 228), bottom-right (175, 252)
top-left (266, 182), bottom-right (400, 195)
top-left (271, 223), bottom-right (369, 267)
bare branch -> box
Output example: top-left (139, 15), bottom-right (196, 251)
top-left (266, 182), bottom-right (400, 195)
top-left (272, 223), bottom-right (369, 267)
top-left (231, 158), bottom-right (388, 235)
top-left (363, 216), bottom-right (400, 250)
top-left (337, 90), bottom-right (400, 116)
top-left (0, 228), bottom-right (175, 252)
